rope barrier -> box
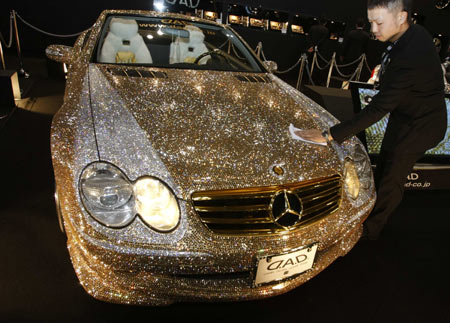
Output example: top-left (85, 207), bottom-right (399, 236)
top-left (275, 56), bottom-right (303, 74)
top-left (315, 48), bottom-right (331, 64)
top-left (217, 37), bottom-right (231, 50)
top-left (333, 60), bottom-right (358, 78)
top-left (15, 12), bottom-right (86, 38)
top-left (363, 55), bottom-right (373, 73)
top-left (344, 63), bottom-right (360, 81)
top-left (257, 44), bottom-right (305, 75)
top-left (261, 48), bottom-right (268, 62)
top-left (314, 47), bottom-right (364, 69)
top-left (253, 41), bottom-right (370, 85)
top-left (295, 54), bottom-right (306, 89)
top-left (325, 53), bottom-right (336, 87)
top-left (314, 56), bottom-right (332, 70)
top-left (231, 42), bottom-right (247, 60)
top-left (255, 42), bottom-right (263, 59)
top-left (338, 54), bottom-right (365, 68)
top-left (304, 58), bottom-right (315, 86)
top-left (0, 13), bottom-right (14, 48)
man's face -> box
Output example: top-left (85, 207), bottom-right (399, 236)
top-left (368, 7), bottom-right (406, 42)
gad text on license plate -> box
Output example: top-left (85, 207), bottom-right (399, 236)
top-left (254, 244), bottom-right (318, 287)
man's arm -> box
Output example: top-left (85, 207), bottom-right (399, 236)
top-left (330, 57), bottom-right (414, 143)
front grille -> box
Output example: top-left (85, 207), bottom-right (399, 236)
top-left (192, 175), bottom-right (342, 236)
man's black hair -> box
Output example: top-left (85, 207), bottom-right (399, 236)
top-left (367, 0), bottom-right (412, 23)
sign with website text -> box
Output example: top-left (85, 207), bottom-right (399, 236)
top-left (404, 168), bottom-right (450, 190)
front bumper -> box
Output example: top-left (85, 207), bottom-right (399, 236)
top-left (66, 218), bottom-right (365, 305)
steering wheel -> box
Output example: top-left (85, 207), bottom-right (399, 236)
top-left (194, 49), bottom-right (228, 65)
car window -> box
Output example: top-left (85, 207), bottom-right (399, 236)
top-left (96, 15), bottom-right (263, 72)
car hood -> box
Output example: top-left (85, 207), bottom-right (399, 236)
top-left (89, 64), bottom-right (343, 196)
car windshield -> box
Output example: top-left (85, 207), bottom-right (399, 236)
top-left (96, 15), bottom-right (264, 72)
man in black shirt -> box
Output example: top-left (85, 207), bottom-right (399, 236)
top-left (340, 17), bottom-right (370, 66)
top-left (306, 18), bottom-right (330, 86)
top-left (295, 0), bottom-right (447, 240)
top-left (307, 18), bottom-right (330, 53)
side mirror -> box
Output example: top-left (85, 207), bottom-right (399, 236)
top-left (45, 45), bottom-right (74, 64)
top-left (263, 60), bottom-right (278, 73)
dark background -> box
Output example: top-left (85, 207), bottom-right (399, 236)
top-left (0, 0), bottom-right (449, 73)
top-left (0, 1), bottom-right (449, 322)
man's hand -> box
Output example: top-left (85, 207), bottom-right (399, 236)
top-left (293, 129), bottom-right (330, 144)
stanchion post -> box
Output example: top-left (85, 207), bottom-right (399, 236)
top-left (310, 49), bottom-right (317, 77)
top-left (296, 54), bottom-right (306, 90)
top-left (326, 52), bottom-right (336, 88)
top-left (355, 54), bottom-right (365, 81)
top-left (256, 42), bottom-right (262, 59)
top-left (12, 10), bottom-right (29, 78)
top-left (0, 40), bottom-right (5, 70)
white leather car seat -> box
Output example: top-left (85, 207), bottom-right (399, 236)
top-left (99, 18), bottom-right (152, 64)
top-left (169, 25), bottom-right (210, 65)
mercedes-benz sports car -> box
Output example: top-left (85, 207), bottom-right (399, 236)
top-left (46, 10), bottom-right (376, 305)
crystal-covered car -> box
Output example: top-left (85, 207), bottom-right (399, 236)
top-left (46, 10), bottom-right (376, 305)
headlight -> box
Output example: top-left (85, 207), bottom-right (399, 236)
top-left (344, 158), bottom-right (360, 199)
top-left (80, 162), bottom-right (135, 227)
top-left (352, 143), bottom-right (372, 190)
top-left (80, 163), bottom-right (180, 231)
top-left (134, 177), bottom-right (180, 232)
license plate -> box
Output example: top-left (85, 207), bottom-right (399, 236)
top-left (254, 244), bottom-right (318, 287)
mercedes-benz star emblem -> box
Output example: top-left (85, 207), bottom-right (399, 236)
top-left (270, 190), bottom-right (303, 229)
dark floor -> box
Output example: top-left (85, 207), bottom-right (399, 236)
top-left (0, 58), bottom-right (449, 323)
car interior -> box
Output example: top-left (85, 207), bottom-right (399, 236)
top-left (97, 16), bottom-right (262, 72)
